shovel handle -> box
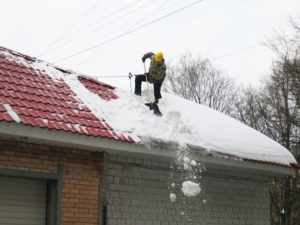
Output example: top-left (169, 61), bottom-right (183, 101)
top-left (144, 62), bottom-right (152, 103)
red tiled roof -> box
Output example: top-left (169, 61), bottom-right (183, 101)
top-left (0, 46), bottom-right (134, 143)
top-left (0, 46), bottom-right (297, 171)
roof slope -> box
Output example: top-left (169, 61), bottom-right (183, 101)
top-left (0, 46), bottom-right (134, 142)
top-left (0, 46), bottom-right (297, 169)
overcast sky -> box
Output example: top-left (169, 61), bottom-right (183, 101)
top-left (1, 0), bottom-right (299, 88)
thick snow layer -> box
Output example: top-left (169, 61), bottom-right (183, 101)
top-left (0, 49), bottom-right (297, 166)
top-left (103, 88), bottom-right (296, 166)
top-left (181, 181), bottom-right (201, 197)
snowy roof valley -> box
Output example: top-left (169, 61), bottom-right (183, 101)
top-left (0, 46), bottom-right (297, 168)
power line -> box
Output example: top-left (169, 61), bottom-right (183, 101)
top-left (211, 42), bottom-right (267, 61)
top-left (38, 0), bottom-right (144, 57)
top-left (123, 0), bottom-right (176, 34)
top-left (90, 41), bottom-right (269, 79)
top-left (38, 0), bottom-right (103, 57)
top-left (73, 0), bottom-right (175, 68)
top-left (52, 0), bottom-right (186, 61)
top-left (54, 0), bottom-right (205, 63)
top-left (75, 0), bottom-right (144, 35)
top-left (41, 0), bottom-right (158, 57)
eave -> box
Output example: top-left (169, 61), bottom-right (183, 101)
top-left (0, 121), bottom-right (297, 177)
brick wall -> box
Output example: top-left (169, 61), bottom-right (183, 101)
top-left (107, 155), bottom-right (271, 225)
top-left (0, 136), bottom-right (104, 225)
top-left (0, 135), bottom-right (273, 225)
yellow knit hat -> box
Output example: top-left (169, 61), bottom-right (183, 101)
top-left (155, 52), bottom-right (163, 62)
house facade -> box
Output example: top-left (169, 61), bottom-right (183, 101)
top-left (0, 46), bottom-right (298, 225)
top-left (0, 136), bottom-right (105, 225)
top-left (106, 154), bottom-right (272, 225)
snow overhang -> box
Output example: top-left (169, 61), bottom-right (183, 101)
top-left (0, 121), bottom-right (297, 177)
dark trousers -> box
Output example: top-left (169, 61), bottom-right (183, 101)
top-left (135, 73), bottom-right (162, 100)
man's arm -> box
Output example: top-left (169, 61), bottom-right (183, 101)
top-left (142, 52), bottom-right (155, 62)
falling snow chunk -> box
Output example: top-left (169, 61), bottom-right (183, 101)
top-left (183, 157), bottom-right (191, 170)
top-left (169, 193), bottom-right (177, 202)
top-left (181, 181), bottom-right (201, 197)
top-left (190, 160), bottom-right (197, 166)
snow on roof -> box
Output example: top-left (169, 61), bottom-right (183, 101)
top-left (0, 46), bottom-right (297, 168)
top-left (97, 88), bottom-right (297, 167)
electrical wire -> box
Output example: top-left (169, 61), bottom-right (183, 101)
top-left (38, 0), bottom-right (144, 57)
top-left (123, 0), bottom-right (176, 34)
top-left (73, 0), bottom-right (144, 36)
top-left (211, 42), bottom-right (267, 61)
top-left (54, 0), bottom-right (205, 63)
top-left (38, 0), bottom-right (103, 57)
top-left (41, 0), bottom-right (158, 57)
top-left (88, 41), bottom-right (269, 79)
top-left (73, 0), bottom-right (175, 68)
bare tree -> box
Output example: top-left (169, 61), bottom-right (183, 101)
top-left (233, 18), bottom-right (300, 225)
top-left (164, 52), bottom-right (238, 115)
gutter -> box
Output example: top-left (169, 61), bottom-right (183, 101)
top-left (0, 121), bottom-right (297, 176)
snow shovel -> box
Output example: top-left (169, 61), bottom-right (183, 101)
top-left (143, 63), bottom-right (162, 116)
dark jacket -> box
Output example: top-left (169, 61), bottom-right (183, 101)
top-left (143, 52), bottom-right (166, 84)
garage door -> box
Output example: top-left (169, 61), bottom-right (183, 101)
top-left (0, 176), bottom-right (47, 225)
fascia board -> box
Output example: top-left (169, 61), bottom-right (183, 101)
top-left (0, 121), bottom-right (295, 176)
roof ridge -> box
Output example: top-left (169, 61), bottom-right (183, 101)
top-left (0, 45), bottom-right (114, 89)
top-left (0, 46), bottom-right (36, 62)
top-left (78, 75), bottom-right (115, 89)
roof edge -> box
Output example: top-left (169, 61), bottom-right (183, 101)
top-left (0, 121), bottom-right (297, 176)
top-left (143, 137), bottom-right (298, 170)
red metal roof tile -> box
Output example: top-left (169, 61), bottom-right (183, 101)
top-left (0, 104), bottom-right (6, 112)
top-left (127, 136), bottom-right (135, 143)
top-left (0, 46), bottom-right (136, 144)
top-left (35, 118), bottom-right (48, 128)
top-left (19, 115), bottom-right (31, 125)
top-left (0, 112), bottom-right (14, 122)
top-left (78, 126), bottom-right (87, 135)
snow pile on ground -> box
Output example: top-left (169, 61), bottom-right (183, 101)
top-left (181, 181), bottom-right (201, 197)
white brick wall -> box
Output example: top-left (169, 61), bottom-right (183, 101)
top-left (107, 155), bottom-right (270, 225)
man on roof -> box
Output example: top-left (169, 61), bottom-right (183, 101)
top-left (134, 52), bottom-right (166, 104)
